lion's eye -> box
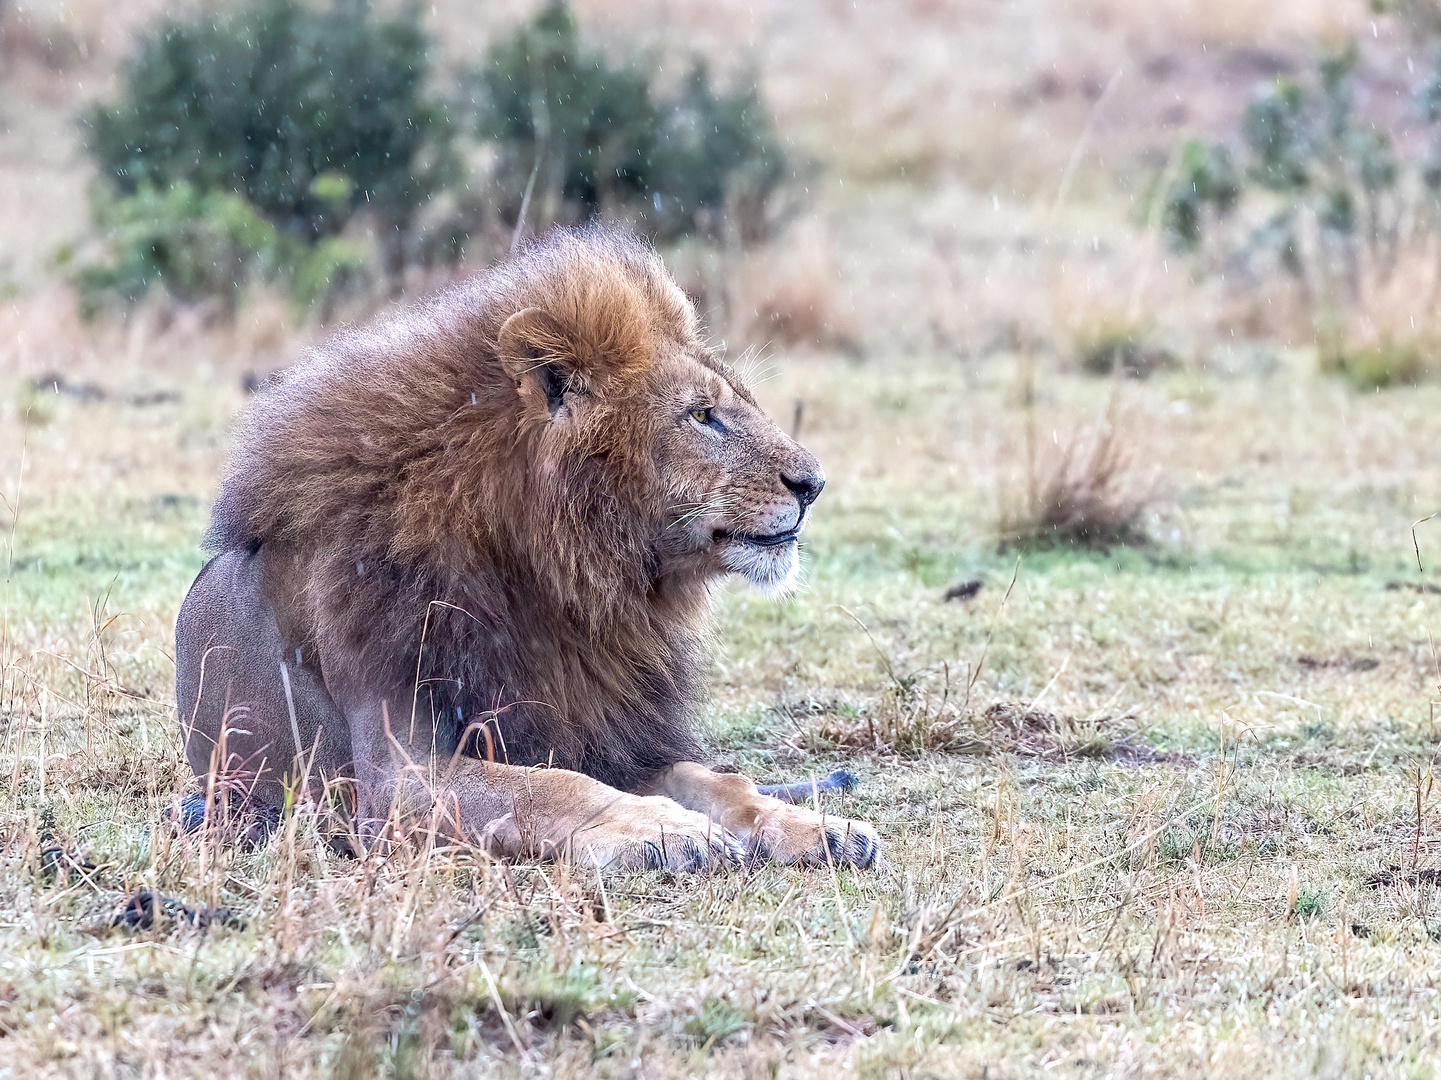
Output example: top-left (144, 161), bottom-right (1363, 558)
top-left (690, 407), bottom-right (711, 425)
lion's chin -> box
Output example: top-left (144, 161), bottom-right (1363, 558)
top-left (719, 537), bottom-right (800, 598)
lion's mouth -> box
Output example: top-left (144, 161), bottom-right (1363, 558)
top-left (714, 528), bottom-right (799, 548)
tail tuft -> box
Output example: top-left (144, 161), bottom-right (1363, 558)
top-left (757, 768), bottom-right (860, 804)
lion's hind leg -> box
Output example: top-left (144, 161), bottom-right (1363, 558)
top-left (175, 547), bottom-right (353, 841)
top-left (642, 762), bottom-right (880, 868)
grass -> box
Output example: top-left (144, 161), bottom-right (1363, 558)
top-left (4, 0), bottom-right (1441, 1073)
top-left (3, 351), bottom-right (1441, 1077)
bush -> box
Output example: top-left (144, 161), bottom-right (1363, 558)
top-left (1160, 44), bottom-right (1422, 318)
top-left (1074, 320), bottom-right (1177, 379)
top-left (74, 0), bottom-right (792, 313)
top-left (1150, 41), bottom-right (1441, 387)
top-left (64, 182), bottom-right (367, 315)
top-left (647, 63), bottom-right (790, 243)
top-left (469, 4), bottom-right (652, 220)
top-left (466, 2), bottom-right (788, 243)
top-left (1319, 338), bottom-right (1431, 390)
top-left (68, 183), bottom-right (280, 309)
top-left (84, 0), bottom-right (450, 243)
top-left (1161, 139), bottom-right (1240, 252)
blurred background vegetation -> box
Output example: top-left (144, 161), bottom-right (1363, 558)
top-left (45, 0), bottom-right (792, 318)
top-left (5, 0), bottom-right (1441, 380)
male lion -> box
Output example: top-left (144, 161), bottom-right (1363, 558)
top-left (175, 225), bottom-right (879, 871)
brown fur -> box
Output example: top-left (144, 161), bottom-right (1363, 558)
top-left (177, 224), bottom-right (879, 869)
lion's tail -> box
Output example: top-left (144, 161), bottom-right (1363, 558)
top-left (756, 769), bottom-right (859, 804)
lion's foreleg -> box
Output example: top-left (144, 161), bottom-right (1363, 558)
top-left (640, 761), bottom-right (880, 868)
top-left (342, 709), bottom-right (740, 870)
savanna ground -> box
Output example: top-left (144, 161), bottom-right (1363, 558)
top-left (7, 0), bottom-right (1441, 1077)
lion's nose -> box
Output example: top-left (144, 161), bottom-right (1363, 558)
top-left (782, 471), bottom-right (826, 509)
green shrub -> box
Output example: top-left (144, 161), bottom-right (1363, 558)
top-left (466, 1), bottom-right (788, 242)
top-left (647, 62), bottom-right (790, 242)
top-left (1073, 319), bottom-right (1176, 379)
top-left (1319, 338), bottom-right (1430, 390)
top-left (68, 183), bottom-right (280, 310)
top-left (289, 235), bottom-right (370, 308)
top-left (682, 997), bottom-right (748, 1047)
top-left (1292, 886), bottom-right (1327, 919)
top-left (470, 3), bottom-right (653, 218)
top-left (1161, 44), bottom-right (1409, 307)
top-left (75, 0), bottom-right (791, 312)
top-left (84, 0), bottom-right (450, 242)
top-left (66, 182), bottom-right (367, 315)
top-left (1161, 139), bottom-right (1240, 252)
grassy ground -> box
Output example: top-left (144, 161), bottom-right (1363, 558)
top-left (6, 0), bottom-right (1441, 1074)
top-left (4, 352), bottom-right (1441, 1078)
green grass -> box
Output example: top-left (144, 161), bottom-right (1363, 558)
top-left (5, 359), bottom-right (1441, 1076)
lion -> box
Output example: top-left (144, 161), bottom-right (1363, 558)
top-left (174, 224), bottom-right (879, 871)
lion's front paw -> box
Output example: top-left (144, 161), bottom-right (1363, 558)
top-left (751, 804), bottom-right (880, 868)
top-left (570, 796), bottom-right (744, 872)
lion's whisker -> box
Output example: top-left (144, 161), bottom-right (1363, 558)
top-left (669, 493), bottom-right (741, 531)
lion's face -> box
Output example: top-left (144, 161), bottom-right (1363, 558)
top-left (491, 238), bottom-right (823, 598)
top-left (642, 349), bottom-right (825, 596)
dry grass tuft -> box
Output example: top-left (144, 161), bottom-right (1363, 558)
top-left (777, 692), bottom-right (978, 756)
top-left (999, 417), bottom-right (1156, 551)
top-left (975, 702), bottom-right (1170, 763)
top-left (780, 677), bottom-right (1159, 763)
top-left (730, 227), bottom-right (859, 355)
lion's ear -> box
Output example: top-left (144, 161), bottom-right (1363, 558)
top-left (497, 307), bottom-right (585, 419)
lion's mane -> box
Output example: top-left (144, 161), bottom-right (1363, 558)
top-left (206, 226), bottom-right (715, 788)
